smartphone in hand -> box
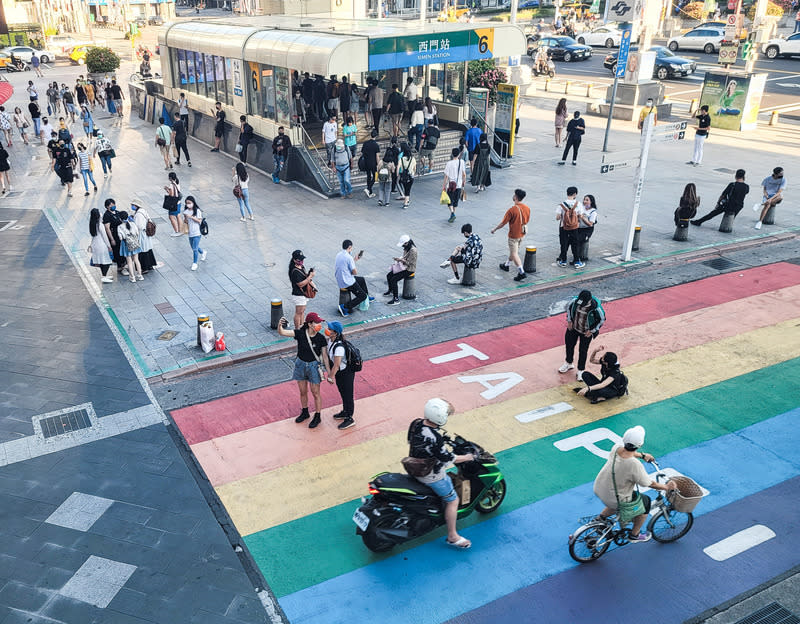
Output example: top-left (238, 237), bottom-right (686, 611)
top-left (357, 250), bottom-right (364, 259)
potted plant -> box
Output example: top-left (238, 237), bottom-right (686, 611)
top-left (85, 46), bottom-right (120, 82)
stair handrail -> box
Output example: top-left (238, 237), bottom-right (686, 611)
top-left (466, 101), bottom-right (509, 163)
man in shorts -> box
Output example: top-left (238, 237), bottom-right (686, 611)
top-left (210, 101), bottom-right (225, 152)
top-left (154, 117), bottom-right (172, 170)
top-left (754, 166), bottom-right (786, 230)
top-left (491, 188), bottom-right (530, 282)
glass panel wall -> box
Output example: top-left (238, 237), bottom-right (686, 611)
top-left (444, 62), bottom-right (465, 104)
top-left (194, 53), bottom-right (206, 97)
top-left (261, 65), bottom-right (275, 119)
top-left (171, 48), bottom-right (233, 104)
top-left (428, 64), bottom-right (443, 101)
top-left (225, 59), bottom-right (234, 105)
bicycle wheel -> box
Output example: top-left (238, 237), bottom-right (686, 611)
top-left (569, 523), bottom-right (611, 563)
top-left (648, 508), bottom-right (693, 543)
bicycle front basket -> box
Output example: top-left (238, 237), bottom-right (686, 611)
top-left (668, 475), bottom-right (704, 513)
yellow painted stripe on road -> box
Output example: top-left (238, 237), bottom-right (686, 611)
top-left (218, 318), bottom-right (800, 536)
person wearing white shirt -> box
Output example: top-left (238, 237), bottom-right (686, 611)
top-left (575, 194), bottom-right (598, 264)
top-left (322, 115), bottom-right (338, 165)
top-left (403, 77), bottom-right (418, 122)
top-left (442, 148), bottom-right (467, 223)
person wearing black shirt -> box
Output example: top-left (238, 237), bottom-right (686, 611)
top-left (559, 111), bottom-right (585, 166)
top-left (52, 139), bottom-right (76, 196)
top-left (110, 80), bottom-right (124, 117)
top-left (361, 129), bottom-right (381, 198)
top-left (301, 73), bottom-right (314, 117)
top-left (102, 198), bottom-right (126, 272)
top-left (575, 346), bottom-right (625, 404)
top-left (385, 83), bottom-right (405, 137)
top-left (383, 136), bottom-right (399, 193)
top-left (313, 75), bottom-right (327, 121)
top-left (419, 120), bottom-right (440, 172)
top-left (689, 104), bottom-right (711, 166)
top-left (338, 76), bottom-right (351, 120)
top-left (237, 115), bottom-right (254, 163)
top-left (210, 101), bottom-right (225, 151)
top-left (271, 126), bottom-right (291, 182)
top-left (276, 311), bottom-right (331, 429)
top-left (171, 114), bottom-right (191, 167)
top-left (692, 169), bottom-right (750, 227)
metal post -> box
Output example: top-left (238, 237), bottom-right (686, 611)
top-left (622, 113), bottom-right (654, 261)
top-left (745, 0), bottom-right (768, 73)
top-left (510, 0), bottom-right (518, 24)
top-left (602, 74), bottom-right (619, 153)
top-left (419, 0), bottom-right (425, 27)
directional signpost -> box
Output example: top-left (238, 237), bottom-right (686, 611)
top-left (600, 150), bottom-right (639, 174)
top-left (652, 121), bottom-right (688, 142)
top-left (602, 27), bottom-right (633, 152)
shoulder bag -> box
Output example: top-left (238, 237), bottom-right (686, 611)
top-left (517, 204), bottom-right (527, 236)
top-left (142, 210), bottom-right (156, 237)
top-left (401, 456), bottom-right (436, 477)
top-left (304, 330), bottom-right (326, 378)
top-left (233, 176), bottom-right (242, 199)
top-left (295, 268), bottom-right (316, 299)
top-left (611, 451), bottom-right (646, 523)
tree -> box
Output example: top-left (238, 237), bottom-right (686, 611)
top-left (85, 47), bottom-right (121, 74)
top-left (467, 60), bottom-right (507, 103)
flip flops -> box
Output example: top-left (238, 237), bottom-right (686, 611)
top-left (446, 537), bottom-right (471, 550)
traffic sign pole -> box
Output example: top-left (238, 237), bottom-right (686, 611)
top-left (602, 27), bottom-right (632, 153)
top-left (622, 112), bottom-right (655, 261)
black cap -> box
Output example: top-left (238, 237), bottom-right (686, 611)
top-left (577, 289), bottom-right (592, 304)
top-left (292, 250), bottom-right (305, 261)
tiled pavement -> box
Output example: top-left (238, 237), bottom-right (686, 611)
top-left (3, 85), bottom-right (797, 378)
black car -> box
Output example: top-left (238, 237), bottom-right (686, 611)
top-left (531, 36), bottom-right (592, 62)
top-left (603, 45), bottom-right (696, 80)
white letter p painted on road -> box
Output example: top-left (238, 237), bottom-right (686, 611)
top-left (553, 427), bottom-right (623, 459)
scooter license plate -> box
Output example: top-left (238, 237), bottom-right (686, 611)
top-left (352, 510), bottom-right (370, 531)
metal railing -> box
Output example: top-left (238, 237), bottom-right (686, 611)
top-left (297, 122), bottom-right (337, 193)
top-left (467, 102), bottom-right (510, 164)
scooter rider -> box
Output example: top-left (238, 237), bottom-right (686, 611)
top-left (408, 398), bottom-right (475, 549)
top-left (534, 45), bottom-right (550, 75)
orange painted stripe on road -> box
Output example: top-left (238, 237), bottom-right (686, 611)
top-left (192, 284), bottom-right (800, 487)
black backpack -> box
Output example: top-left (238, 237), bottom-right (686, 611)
top-left (337, 339), bottom-right (363, 372)
top-left (58, 128), bottom-right (71, 143)
top-left (615, 372), bottom-right (629, 397)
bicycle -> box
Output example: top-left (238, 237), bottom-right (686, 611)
top-left (568, 461), bottom-right (702, 563)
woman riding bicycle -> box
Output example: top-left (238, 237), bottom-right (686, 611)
top-left (592, 426), bottom-right (677, 543)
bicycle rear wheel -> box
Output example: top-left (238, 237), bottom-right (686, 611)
top-left (648, 508), bottom-right (693, 543)
top-left (569, 523), bottom-right (611, 563)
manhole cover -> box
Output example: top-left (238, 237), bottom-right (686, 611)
top-left (702, 257), bottom-right (741, 271)
top-left (734, 602), bottom-right (800, 624)
top-left (40, 408), bottom-right (92, 439)
top-left (157, 330), bottom-right (179, 341)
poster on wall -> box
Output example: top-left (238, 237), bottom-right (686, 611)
top-left (275, 67), bottom-right (291, 126)
top-left (700, 71), bottom-right (749, 131)
top-left (495, 83), bottom-right (519, 157)
top-left (740, 73), bottom-right (766, 131)
top-left (232, 59), bottom-right (243, 96)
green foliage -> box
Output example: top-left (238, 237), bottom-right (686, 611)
top-left (746, 0), bottom-right (785, 18)
top-left (467, 60), bottom-right (507, 103)
top-left (682, 2), bottom-right (705, 20)
top-left (488, 7), bottom-right (555, 21)
top-left (85, 46), bottom-right (120, 73)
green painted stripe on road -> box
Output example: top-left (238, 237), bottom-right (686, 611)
top-left (244, 357), bottom-right (800, 598)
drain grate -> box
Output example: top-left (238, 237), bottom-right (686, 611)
top-left (734, 602), bottom-right (800, 624)
top-left (703, 257), bottom-right (741, 271)
top-left (39, 408), bottom-right (93, 439)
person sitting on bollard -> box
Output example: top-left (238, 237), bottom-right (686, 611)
top-left (754, 166), bottom-right (786, 230)
top-left (335, 239), bottom-right (374, 317)
top-left (574, 345), bottom-right (628, 404)
top-left (692, 169), bottom-right (749, 228)
top-left (440, 223), bottom-right (483, 284)
top-left (674, 183), bottom-right (699, 228)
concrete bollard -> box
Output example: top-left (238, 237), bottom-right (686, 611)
top-left (564, 80), bottom-right (572, 94)
top-left (579, 238), bottom-right (589, 262)
top-left (585, 82), bottom-right (593, 98)
top-left (673, 220), bottom-right (690, 241)
top-left (461, 266), bottom-right (477, 286)
top-left (269, 299), bottom-right (283, 330)
top-left (523, 246), bottom-right (537, 274)
top-left (402, 272), bottom-right (417, 300)
top-left (688, 98), bottom-right (699, 115)
top-left (545, 78), bottom-right (551, 92)
top-left (718, 213), bottom-right (735, 233)
top-left (769, 111), bottom-right (779, 126)
top-left (632, 226), bottom-right (642, 252)
top-left (196, 314), bottom-right (210, 346)
top-left (338, 288), bottom-right (352, 307)
top-left (762, 205), bottom-right (776, 225)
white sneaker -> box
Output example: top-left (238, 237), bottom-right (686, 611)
top-left (576, 369), bottom-right (584, 381)
top-left (101, 276), bottom-right (113, 283)
top-left (137, 274), bottom-right (144, 281)
top-left (240, 217), bottom-right (246, 222)
top-left (363, 188), bottom-right (370, 197)
top-left (121, 268), bottom-right (129, 276)
top-left (440, 260), bottom-right (451, 268)
top-left (754, 221), bottom-right (762, 230)
top-left (447, 277), bottom-right (461, 284)
top-left (191, 263), bottom-right (198, 271)
top-left (170, 231), bottom-right (182, 237)
top-left (200, 250), bottom-right (207, 261)
top-left (558, 362), bottom-right (574, 374)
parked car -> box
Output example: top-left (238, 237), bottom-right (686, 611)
top-left (604, 46), bottom-right (697, 80)
top-left (148, 15), bottom-right (164, 25)
top-left (576, 26), bottom-right (627, 48)
top-left (762, 32), bottom-right (800, 59)
top-left (0, 51), bottom-right (12, 69)
top-left (68, 45), bottom-right (91, 65)
top-left (1, 46), bottom-right (54, 64)
top-left (668, 27), bottom-right (725, 54)
top-left (533, 36), bottom-right (592, 61)
top-left (518, 0), bottom-right (540, 7)
top-left (48, 35), bottom-right (80, 52)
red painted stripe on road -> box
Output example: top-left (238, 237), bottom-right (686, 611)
top-left (172, 262), bottom-right (800, 444)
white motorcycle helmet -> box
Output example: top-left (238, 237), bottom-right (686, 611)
top-left (424, 398), bottom-right (454, 427)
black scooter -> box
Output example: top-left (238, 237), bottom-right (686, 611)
top-left (5, 58), bottom-right (30, 73)
top-left (353, 433), bottom-right (507, 552)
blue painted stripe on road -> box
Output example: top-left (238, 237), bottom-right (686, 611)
top-left (451, 476), bottom-right (800, 624)
top-left (278, 408), bottom-right (800, 624)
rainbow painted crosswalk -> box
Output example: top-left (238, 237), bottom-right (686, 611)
top-left (172, 263), bottom-right (800, 624)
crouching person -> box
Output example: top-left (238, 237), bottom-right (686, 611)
top-left (575, 345), bottom-right (628, 404)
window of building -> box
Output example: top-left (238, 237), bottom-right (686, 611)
top-left (275, 67), bottom-right (291, 126)
top-left (225, 58), bottom-right (234, 106)
top-left (428, 63), bottom-right (443, 101)
top-left (444, 61), bottom-right (465, 105)
top-left (194, 53), bottom-right (206, 97)
top-left (212, 55), bottom-right (227, 104)
top-left (261, 65), bottom-right (275, 120)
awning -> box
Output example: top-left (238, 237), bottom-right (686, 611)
top-left (160, 22), bottom-right (262, 58)
top-left (243, 30), bottom-right (368, 76)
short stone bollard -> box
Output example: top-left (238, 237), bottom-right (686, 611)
top-left (719, 213), bottom-right (735, 233)
top-left (402, 272), bottom-right (417, 300)
top-left (269, 299), bottom-right (283, 330)
top-left (523, 246), bottom-right (537, 274)
top-left (673, 220), bottom-right (690, 241)
top-left (632, 226), bottom-right (642, 251)
top-left (338, 288), bottom-right (352, 307)
top-left (578, 238), bottom-right (590, 262)
top-left (763, 205), bottom-right (776, 225)
top-left (461, 266), bottom-right (477, 286)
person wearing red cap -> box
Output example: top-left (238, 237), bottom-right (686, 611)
top-left (277, 311), bottom-right (330, 429)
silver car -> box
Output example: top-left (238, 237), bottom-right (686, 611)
top-left (668, 28), bottom-right (725, 54)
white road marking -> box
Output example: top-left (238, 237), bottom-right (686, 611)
top-left (703, 525), bottom-right (776, 562)
top-left (515, 402), bottom-right (573, 423)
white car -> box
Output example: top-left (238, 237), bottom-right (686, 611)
top-left (762, 32), bottom-right (800, 59)
top-left (1, 45), bottom-right (55, 64)
top-left (576, 26), bottom-right (626, 48)
top-left (668, 28), bottom-right (725, 54)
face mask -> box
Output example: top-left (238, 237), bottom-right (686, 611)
top-left (324, 328), bottom-right (332, 337)
top-left (131, 205), bottom-right (138, 211)
top-left (109, 206), bottom-right (116, 211)
top-left (185, 203), bottom-right (193, 209)
top-left (311, 323), bottom-right (322, 332)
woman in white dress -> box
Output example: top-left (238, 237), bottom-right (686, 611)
top-left (89, 208), bottom-right (114, 283)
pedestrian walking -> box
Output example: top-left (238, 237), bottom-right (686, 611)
top-left (0, 106), bottom-right (13, 147)
top-left (155, 117), bottom-right (173, 170)
top-left (102, 198), bottom-right (126, 275)
top-left (31, 51), bottom-right (43, 77)
top-left (52, 139), bottom-right (76, 197)
top-left (75, 143), bottom-right (98, 196)
top-left (754, 166), bottom-right (786, 229)
top-left (26, 81), bottom-right (38, 101)
top-left (325, 321), bottom-right (357, 430)
top-left (688, 105), bottom-right (710, 166)
top-left (361, 129), bottom-right (380, 198)
top-left (13, 107), bottom-right (30, 145)
top-left (79, 105), bottom-right (94, 138)
top-left (46, 83), bottom-right (59, 116)
top-left (369, 79), bottom-right (385, 136)
top-left (692, 169), bottom-right (750, 227)
top-left (470, 133), bottom-right (492, 192)
top-left (164, 172), bottom-right (182, 236)
top-left (62, 85), bottom-right (76, 122)
top-left (419, 119), bottom-right (440, 173)
top-left (39, 116), bottom-right (55, 144)
top-left (556, 186), bottom-right (582, 267)
top-left (177, 93), bottom-right (190, 127)
top-left (408, 102), bottom-right (425, 152)
top-left (171, 113), bottom-right (191, 167)
top-left (575, 194), bottom-right (597, 263)
top-left (0, 144), bottom-right (11, 194)
top-left (332, 139), bottom-right (352, 199)
top-left (554, 98), bottom-right (567, 147)
top-left (183, 196), bottom-right (206, 271)
top-left (441, 222), bottom-right (483, 284)
top-left (289, 250), bottom-right (316, 328)
top-left (442, 148), bottom-right (466, 223)
top-left (348, 83), bottom-right (360, 124)
top-left (323, 114), bottom-right (338, 165)
top-left (75, 80), bottom-right (87, 107)
top-left (386, 83), bottom-right (404, 137)
top-left (376, 152), bottom-right (394, 207)
top-left (276, 311), bottom-right (329, 430)
top-left (28, 98), bottom-right (42, 143)
top-left (342, 117), bottom-right (357, 162)
top-left (559, 111), bottom-right (585, 165)
top-left (313, 75), bottom-right (326, 121)
top-left (674, 183), bottom-right (699, 229)
top-left (116, 211), bottom-right (143, 283)
top-left (326, 76), bottom-right (340, 121)
top-left (338, 76), bottom-right (350, 125)
top-left (89, 207), bottom-right (114, 283)
top-left (385, 234), bottom-right (417, 306)
top-left (397, 142), bottom-right (416, 208)
top-left (423, 96), bottom-right (438, 128)
top-left (558, 289), bottom-right (606, 380)
top-left (131, 199), bottom-right (157, 273)
top-left (637, 98), bottom-right (657, 131)
top-left (465, 118), bottom-right (481, 167)
top-left (233, 162), bottom-right (253, 221)
top-left (335, 239), bottom-right (373, 317)
top-left (492, 189), bottom-right (531, 281)
top-left (84, 80), bottom-right (96, 109)
top-left (110, 79), bottom-right (124, 117)
top-left (403, 76), bottom-right (418, 123)
top-left (91, 78), bottom-right (103, 109)
top-left (272, 125), bottom-right (291, 182)
top-left (210, 101), bottom-right (225, 152)
top-left (237, 115), bottom-right (253, 163)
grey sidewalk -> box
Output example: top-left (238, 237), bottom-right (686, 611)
top-left (6, 81), bottom-right (798, 378)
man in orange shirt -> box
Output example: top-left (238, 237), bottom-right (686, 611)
top-left (491, 188), bottom-right (531, 282)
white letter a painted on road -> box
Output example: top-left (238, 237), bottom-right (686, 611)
top-left (457, 372), bottom-right (523, 400)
